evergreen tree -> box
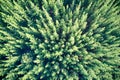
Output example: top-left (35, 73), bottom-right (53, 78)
top-left (0, 0), bottom-right (120, 80)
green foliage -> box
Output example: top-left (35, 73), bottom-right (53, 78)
top-left (0, 0), bottom-right (120, 80)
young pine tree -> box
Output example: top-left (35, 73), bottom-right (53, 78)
top-left (0, 0), bottom-right (120, 80)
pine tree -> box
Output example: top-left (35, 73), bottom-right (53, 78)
top-left (0, 0), bottom-right (120, 80)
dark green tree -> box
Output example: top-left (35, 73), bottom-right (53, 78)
top-left (0, 0), bottom-right (120, 80)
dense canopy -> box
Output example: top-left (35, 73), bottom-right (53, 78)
top-left (0, 0), bottom-right (120, 80)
